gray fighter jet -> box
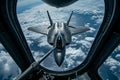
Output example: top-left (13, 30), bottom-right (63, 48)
top-left (28, 11), bottom-right (90, 66)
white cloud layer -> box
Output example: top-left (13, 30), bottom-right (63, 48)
top-left (0, 50), bottom-right (19, 80)
top-left (17, 0), bottom-right (104, 71)
top-left (17, 0), bottom-right (42, 7)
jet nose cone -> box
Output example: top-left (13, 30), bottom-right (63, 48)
top-left (54, 51), bottom-right (65, 66)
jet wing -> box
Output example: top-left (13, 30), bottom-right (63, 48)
top-left (69, 26), bottom-right (90, 35)
top-left (28, 25), bottom-right (49, 35)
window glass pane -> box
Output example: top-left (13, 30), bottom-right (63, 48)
top-left (17, 0), bottom-right (104, 71)
top-left (98, 45), bottom-right (120, 80)
top-left (0, 43), bottom-right (20, 80)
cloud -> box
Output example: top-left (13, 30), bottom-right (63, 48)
top-left (85, 37), bottom-right (94, 42)
top-left (104, 57), bottom-right (120, 67)
top-left (0, 43), bottom-right (4, 50)
top-left (17, 0), bottom-right (104, 24)
top-left (17, 0), bottom-right (42, 7)
top-left (116, 54), bottom-right (120, 59)
top-left (65, 47), bottom-right (87, 68)
top-left (100, 45), bottom-right (120, 79)
top-left (0, 50), bottom-right (20, 80)
top-left (91, 15), bottom-right (104, 25)
top-left (17, 0), bottom-right (104, 71)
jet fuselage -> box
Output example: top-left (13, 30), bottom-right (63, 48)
top-left (28, 11), bottom-right (90, 66)
top-left (47, 22), bottom-right (71, 66)
top-left (47, 22), bottom-right (71, 45)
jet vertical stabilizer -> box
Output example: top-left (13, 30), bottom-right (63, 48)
top-left (47, 11), bottom-right (53, 27)
top-left (67, 11), bottom-right (73, 26)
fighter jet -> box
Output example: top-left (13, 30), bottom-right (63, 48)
top-left (28, 11), bottom-right (90, 66)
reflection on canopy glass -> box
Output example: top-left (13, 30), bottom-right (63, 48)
top-left (17, 0), bottom-right (104, 71)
